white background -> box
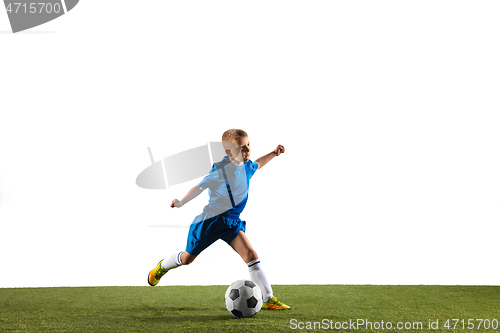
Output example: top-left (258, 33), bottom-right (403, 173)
top-left (0, 1), bottom-right (499, 288)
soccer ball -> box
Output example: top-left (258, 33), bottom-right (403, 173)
top-left (225, 280), bottom-right (263, 318)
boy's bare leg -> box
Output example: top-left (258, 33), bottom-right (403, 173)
top-left (229, 231), bottom-right (258, 262)
top-left (230, 231), bottom-right (273, 302)
top-left (180, 251), bottom-right (197, 265)
top-left (229, 231), bottom-right (290, 309)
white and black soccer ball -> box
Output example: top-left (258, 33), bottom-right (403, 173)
top-left (225, 280), bottom-right (263, 318)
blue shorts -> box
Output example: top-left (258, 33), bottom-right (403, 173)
top-left (185, 215), bottom-right (246, 256)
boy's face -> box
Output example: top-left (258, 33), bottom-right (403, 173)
top-left (225, 136), bottom-right (251, 163)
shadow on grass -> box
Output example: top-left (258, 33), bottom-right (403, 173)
top-left (139, 313), bottom-right (233, 324)
top-left (124, 305), bottom-right (235, 324)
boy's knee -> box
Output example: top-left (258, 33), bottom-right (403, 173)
top-left (247, 249), bottom-right (258, 262)
top-left (180, 251), bottom-right (196, 265)
top-left (181, 257), bottom-right (193, 265)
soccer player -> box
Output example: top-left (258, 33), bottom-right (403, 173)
top-left (147, 129), bottom-right (290, 310)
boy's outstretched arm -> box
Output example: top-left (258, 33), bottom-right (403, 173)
top-left (171, 185), bottom-right (205, 208)
top-left (256, 144), bottom-right (285, 170)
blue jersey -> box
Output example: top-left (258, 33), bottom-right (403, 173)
top-left (195, 156), bottom-right (258, 221)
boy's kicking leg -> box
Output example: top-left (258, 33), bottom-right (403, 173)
top-left (147, 251), bottom-right (197, 286)
top-left (229, 231), bottom-right (290, 309)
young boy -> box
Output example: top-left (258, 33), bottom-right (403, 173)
top-left (147, 129), bottom-right (290, 310)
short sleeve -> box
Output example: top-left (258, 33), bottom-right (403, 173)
top-left (197, 164), bottom-right (219, 189)
top-left (248, 160), bottom-right (259, 178)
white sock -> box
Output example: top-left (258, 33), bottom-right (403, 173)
top-left (247, 259), bottom-right (273, 302)
top-left (161, 251), bottom-right (184, 271)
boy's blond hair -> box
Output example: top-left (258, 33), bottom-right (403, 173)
top-left (222, 129), bottom-right (248, 149)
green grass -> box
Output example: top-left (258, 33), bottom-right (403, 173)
top-left (1, 285), bottom-right (499, 332)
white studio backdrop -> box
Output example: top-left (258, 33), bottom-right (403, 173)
top-left (0, 1), bottom-right (499, 288)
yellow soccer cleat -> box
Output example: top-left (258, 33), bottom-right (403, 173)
top-left (148, 260), bottom-right (167, 286)
top-left (262, 295), bottom-right (291, 310)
